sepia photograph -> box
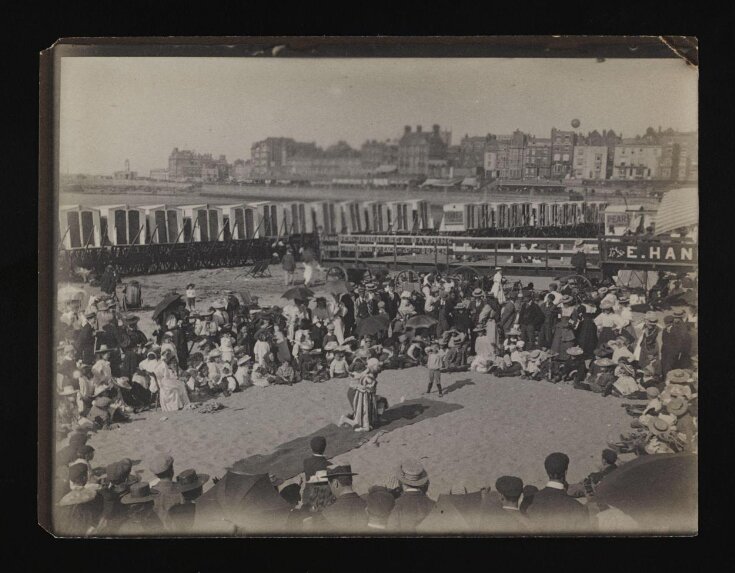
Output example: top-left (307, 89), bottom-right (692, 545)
top-left (40, 37), bottom-right (699, 537)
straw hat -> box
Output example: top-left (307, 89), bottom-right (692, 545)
top-left (398, 459), bottom-right (429, 487)
top-left (647, 417), bottom-right (670, 437)
top-left (561, 295), bottom-right (574, 305)
top-left (400, 291), bottom-right (412, 299)
top-left (666, 369), bottom-right (690, 385)
top-left (645, 311), bottom-right (659, 324)
top-left (472, 288), bottom-right (484, 297)
top-left (529, 349), bottom-right (542, 360)
top-left (566, 346), bottom-right (584, 356)
top-left (111, 377), bottom-right (132, 390)
top-left (598, 287), bottom-right (609, 295)
top-left (646, 386), bottom-right (660, 398)
top-left (594, 358), bottom-right (615, 368)
top-left (120, 482), bottom-right (160, 505)
top-left (94, 344), bottom-right (112, 355)
top-left (667, 397), bottom-right (689, 416)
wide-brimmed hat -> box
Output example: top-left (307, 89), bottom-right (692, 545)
top-left (207, 349), bottom-right (223, 360)
top-left (667, 397), bottom-right (689, 416)
top-left (672, 309), bottom-right (686, 318)
top-left (561, 295), bottom-right (574, 305)
top-left (529, 349), bottom-right (542, 360)
top-left (508, 326), bottom-right (522, 336)
top-left (472, 288), bottom-right (483, 297)
top-left (300, 339), bottom-right (315, 351)
top-left (566, 346), bottom-right (584, 356)
top-left (646, 386), bottom-right (660, 399)
top-left (94, 344), bottom-right (112, 355)
top-left (236, 355), bottom-right (252, 366)
top-left (111, 377), bottom-right (132, 390)
top-left (598, 287), bottom-right (609, 295)
top-left (326, 465), bottom-right (358, 479)
top-left (645, 311), bottom-right (659, 324)
top-left (647, 417), bottom-right (670, 437)
top-left (123, 315), bottom-right (140, 324)
top-left (667, 369), bottom-right (691, 385)
top-left (365, 283), bottom-right (377, 292)
top-left (326, 322), bottom-right (335, 330)
top-left (57, 385), bottom-right (77, 397)
top-left (398, 459), bottom-right (429, 487)
top-left (400, 290), bottom-right (412, 299)
top-left (594, 357), bottom-right (615, 368)
top-left (175, 469), bottom-right (210, 493)
top-left (120, 481), bottom-right (160, 505)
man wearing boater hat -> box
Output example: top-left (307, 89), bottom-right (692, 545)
top-left (321, 464), bottom-right (368, 532)
top-left (388, 459), bottom-right (435, 532)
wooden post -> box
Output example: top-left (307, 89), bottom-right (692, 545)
top-left (393, 235), bottom-right (397, 269)
top-left (494, 241), bottom-right (498, 268)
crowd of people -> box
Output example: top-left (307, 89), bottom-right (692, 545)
top-left (54, 261), bottom-right (697, 535)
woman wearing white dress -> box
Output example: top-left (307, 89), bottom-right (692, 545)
top-left (329, 296), bottom-right (346, 345)
top-left (154, 351), bottom-right (190, 412)
top-left (490, 268), bottom-right (506, 305)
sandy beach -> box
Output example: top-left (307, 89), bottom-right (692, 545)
top-left (56, 265), bottom-right (643, 499)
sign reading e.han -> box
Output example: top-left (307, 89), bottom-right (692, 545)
top-left (604, 241), bottom-right (698, 266)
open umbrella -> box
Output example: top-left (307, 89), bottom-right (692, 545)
top-left (152, 293), bottom-right (183, 322)
top-left (406, 315), bottom-right (439, 329)
top-left (194, 467), bottom-right (290, 534)
top-left (356, 314), bottom-right (390, 337)
top-left (593, 453), bottom-right (697, 531)
top-left (282, 286), bottom-right (314, 300)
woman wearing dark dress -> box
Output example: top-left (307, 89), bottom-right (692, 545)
top-left (575, 308), bottom-right (599, 360)
top-left (538, 294), bottom-right (558, 349)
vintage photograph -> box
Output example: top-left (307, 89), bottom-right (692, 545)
top-left (42, 38), bottom-right (698, 536)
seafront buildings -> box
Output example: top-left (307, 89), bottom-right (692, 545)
top-left (145, 125), bottom-right (697, 185)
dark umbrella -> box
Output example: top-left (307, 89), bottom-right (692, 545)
top-left (282, 286), bottom-right (314, 300)
top-left (406, 315), bottom-right (439, 329)
top-left (194, 467), bottom-right (290, 534)
top-left (356, 314), bottom-right (390, 337)
top-left (593, 453), bottom-right (697, 530)
top-left (152, 293), bottom-right (183, 322)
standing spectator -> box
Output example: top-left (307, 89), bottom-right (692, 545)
top-left (148, 454), bottom-right (183, 531)
top-left (518, 293), bottom-right (545, 350)
top-left (365, 487), bottom-right (396, 531)
top-left (571, 244), bottom-right (587, 275)
top-left (281, 247), bottom-right (296, 286)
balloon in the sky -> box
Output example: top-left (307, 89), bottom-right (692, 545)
top-left (571, 118), bottom-right (581, 128)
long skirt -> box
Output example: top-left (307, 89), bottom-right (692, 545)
top-left (159, 378), bottom-right (190, 412)
top-left (350, 389), bottom-right (377, 431)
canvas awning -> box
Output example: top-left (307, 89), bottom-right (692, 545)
top-left (654, 188), bottom-right (698, 236)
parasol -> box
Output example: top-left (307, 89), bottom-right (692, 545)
top-left (57, 285), bottom-right (88, 312)
top-left (355, 314), bottom-right (390, 337)
top-left (593, 452), bottom-right (697, 530)
top-left (152, 293), bottom-right (183, 322)
top-left (282, 286), bottom-right (314, 300)
top-left (406, 315), bottom-right (439, 329)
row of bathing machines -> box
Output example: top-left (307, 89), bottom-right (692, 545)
top-left (58, 199), bottom-right (609, 249)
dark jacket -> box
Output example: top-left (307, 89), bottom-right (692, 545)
top-left (321, 491), bottom-right (367, 532)
top-left (519, 302), bottom-right (545, 328)
top-left (525, 485), bottom-right (589, 532)
top-left (387, 490), bottom-right (435, 532)
top-left (281, 253), bottom-right (296, 272)
top-left (303, 455), bottom-right (330, 480)
top-left (75, 323), bottom-right (96, 365)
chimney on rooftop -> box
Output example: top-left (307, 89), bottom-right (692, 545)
top-left (417, 125), bottom-right (422, 133)
top-left (404, 125), bottom-right (411, 134)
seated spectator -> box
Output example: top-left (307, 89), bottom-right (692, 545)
top-left (118, 482), bottom-right (164, 535)
top-left (365, 486), bottom-right (396, 531)
top-left (321, 465), bottom-right (367, 533)
top-left (303, 436), bottom-right (330, 480)
top-left (567, 449), bottom-right (619, 498)
top-left (167, 469), bottom-right (209, 533)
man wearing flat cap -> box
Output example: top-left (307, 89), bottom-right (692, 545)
top-left (149, 453), bottom-right (183, 530)
top-left (321, 464), bottom-right (367, 532)
top-left (525, 452), bottom-right (589, 533)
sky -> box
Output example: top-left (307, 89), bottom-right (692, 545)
top-left (59, 57), bottom-right (698, 176)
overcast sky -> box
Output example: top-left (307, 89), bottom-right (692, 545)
top-left (59, 57), bottom-right (698, 176)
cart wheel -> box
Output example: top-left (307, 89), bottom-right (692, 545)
top-left (448, 265), bottom-right (481, 285)
top-left (560, 273), bottom-right (593, 289)
top-left (326, 265), bottom-right (348, 282)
